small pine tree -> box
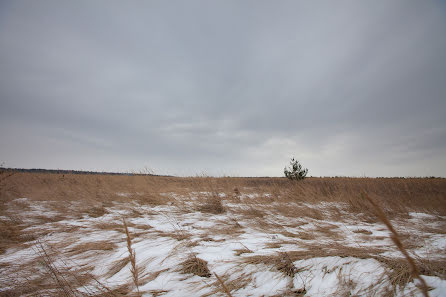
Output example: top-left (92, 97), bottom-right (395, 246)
top-left (284, 158), bottom-right (308, 180)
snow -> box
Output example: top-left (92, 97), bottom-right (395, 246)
top-left (116, 192), bottom-right (131, 197)
top-left (1, 196), bottom-right (445, 296)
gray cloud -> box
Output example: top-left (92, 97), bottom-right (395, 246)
top-left (1, 0), bottom-right (445, 176)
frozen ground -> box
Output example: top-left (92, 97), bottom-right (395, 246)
top-left (1, 193), bottom-right (445, 297)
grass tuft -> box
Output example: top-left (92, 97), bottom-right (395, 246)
top-left (275, 252), bottom-right (298, 277)
top-left (181, 254), bottom-right (211, 277)
top-left (199, 195), bottom-right (225, 214)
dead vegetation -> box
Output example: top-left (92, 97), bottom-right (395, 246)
top-left (363, 192), bottom-right (430, 297)
top-left (87, 205), bottom-right (109, 218)
top-left (234, 247), bottom-right (253, 256)
top-left (213, 272), bottom-right (234, 297)
top-left (27, 241), bottom-right (121, 297)
top-left (67, 241), bottom-right (117, 255)
top-left (198, 194), bottom-right (225, 214)
top-left (203, 272), bottom-right (252, 297)
top-left (123, 219), bottom-right (140, 296)
top-left (0, 215), bottom-right (35, 254)
top-left (352, 229), bottom-right (373, 235)
top-left (0, 172), bottom-right (445, 296)
top-left (3, 173), bottom-right (445, 213)
top-left (181, 255), bottom-right (211, 277)
top-left (275, 252), bottom-right (299, 277)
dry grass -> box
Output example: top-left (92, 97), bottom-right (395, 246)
top-left (363, 192), bottom-right (430, 297)
top-left (242, 252), bottom-right (302, 278)
top-left (1, 172), bottom-right (445, 295)
top-left (352, 229), bottom-right (373, 235)
top-left (198, 194), bottom-right (225, 214)
top-left (266, 202), bottom-right (326, 222)
top-left (208, 224), bottom-right (245, 238)
top-left (243, 244), bottom-right (388, 266)
top-left (234, 248), bottom-right (253, 256)
top-left (181, 254), bottom-right (211, 277)
top-left (275, 252), bottom-right (299, 277)
top-left (313, 223), bottom-right (342, 238)
top-left (67, 241), bottom-right (117, 255)
top-left (28, 240), bottom-right (120, 297)
top-left (203, 272), bottom-right (253, 297)
top-left (373, 256), bottom-right (446, 295)
top-left (156, 230), bottom-right (192, 241)
top-left (2, 172), bottom-right (445, 214)
top-left (87, 205), bottom-right (109, 218)
top-left (106, 257), bottom-right (130, 278)
top-left (214, 272), bottom-right (234, 297)
top-left (0, 215), bottom-right (36, 254)
top-left (334, 272), bottom-right (358, 297)
top-left (123, 219), bottom-right (140, 296)
top-left (137, 193), bottom-right (170, 205)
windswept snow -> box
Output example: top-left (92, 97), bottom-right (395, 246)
top-left (1, 196), bottom-right (445, 296)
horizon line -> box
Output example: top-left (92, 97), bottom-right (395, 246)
top-left (1, 167), bottom-right (444, 179)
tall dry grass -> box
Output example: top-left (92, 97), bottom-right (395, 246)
top-left (362, 192), bottom-right (430, 297)
top-left (29, 240), bottom-right (121, 297)
top-left (123, 219), bottom-right (140, 296)
top-left (2, 173), bottom-right (444, 214)
top-left (213, 272), bottom-right (234, 297)
top-left (1, 171), bottom-right (445, 296)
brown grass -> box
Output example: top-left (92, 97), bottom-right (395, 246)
top-left (362, 192), bottom-right (430, 297)
top-left (29, 240), bottom-right (120, 297)
top-left (106, 257), bottom-right (130, 278)
top-left (352, 229), bottom-right (373, 235)
top-left (2, 173), bottom-right (443, 209)
top-left (1, 172), bottom-right (445, 295)
top-left (275, 252), bottom-right (299, 277)
top-left (234, 248), bottom-right (253, 256)
top-left (0, 215), bottom-right (36, 254)
top-left (214, 272), bottom-right (234, 297)
top-left (242, 252), bottom-right (302, 278)
top-left (123, 219), bottom-right (140, 296)
top-left (87, 205), bottom-right (109, 218)
top-left (374, 256), bottom-right (446, 295)
top-left (198, 194), bottom-right (225, 214)
top-left (67, 241), bottom-right (117, 255)
top-left (181, 254), bottom-right (211, 277)
top-left (156, 230), bottom-right (192, 241)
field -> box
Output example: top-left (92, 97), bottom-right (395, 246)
top-left (1, 172), bottom-right (445, 296)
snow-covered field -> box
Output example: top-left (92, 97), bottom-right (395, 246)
top-left (1, 191), bottom-right (445, 297)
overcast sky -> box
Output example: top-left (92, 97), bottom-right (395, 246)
top-left (1, 1), bottom-right (445, 177)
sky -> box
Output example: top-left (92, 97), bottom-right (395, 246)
top-left (1, 1), bottom-right (446, 177)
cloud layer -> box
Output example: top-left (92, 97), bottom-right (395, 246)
top-left (1, 1), bottom-right (445, 176)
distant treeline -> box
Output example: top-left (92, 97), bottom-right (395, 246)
top-left (0, 167), bottom-right (171, 177)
